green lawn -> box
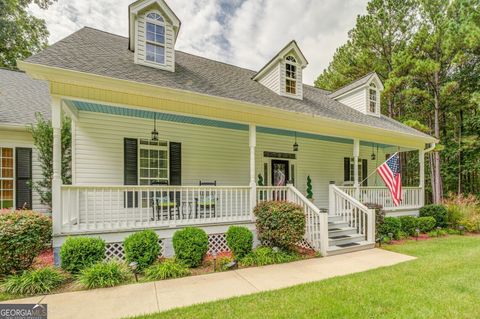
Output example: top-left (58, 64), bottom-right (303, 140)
top-left (132, 235), bottom-right (480, 319)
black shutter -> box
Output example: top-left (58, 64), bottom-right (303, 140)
top-left (169, 142), bottom-right (182, 185)
top-left (362, 159), bottom-right (368, 186)
top-left (15, 148), bottom-right (32, 209)
top-left (124, 138), bottom-right (138, 208)
top-left (344, 157), bottom-right (350, 182)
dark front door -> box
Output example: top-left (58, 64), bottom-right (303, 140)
top-left (271, 160), bottom-right (289, 186)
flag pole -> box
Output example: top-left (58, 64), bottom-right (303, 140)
top-left (359, 152), bottom-right (398, 186)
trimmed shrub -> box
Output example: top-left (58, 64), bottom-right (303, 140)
top-left (364, 203), bottom-right (386, 238)
top-left (399, 216), bottom-right (418, 236)
top-left (172, 227), bottom-right (209, 267)
top-left (419, 205), bottom-right (448, 228)
top-left (123, 230), bottom-right (160, 271)
top-left (379, 217), bottom-right (401, 240)
top-left (77, 261), bottom-right (130, 289)
top-left (0, 211), bottom-right (52, 274)
top-left (2, 267), bottom-right (65, 295)
top-left (460, 217), bottom-right (480, 232)
top-left (60, 237), bottom-right (105, 273)
top-left (144, 259), bottom-right (190, 280)
top-left (254, 201), bottom-right (305, 250)
top-left (239, 247), bottom-right (299, 267)
top-left (226, 226), bottom-right (253, 259)
top-left (417, 216), bottom-right (436, 233)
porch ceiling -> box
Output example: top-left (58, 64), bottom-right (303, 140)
top-left (65, 99), bottom-right (405, 149)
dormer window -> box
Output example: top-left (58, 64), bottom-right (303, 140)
top-left (285, 56), bottom-right (297, 94)
top-left (145, 12), bottom-right (165, 64)
top-left (369, 82), bottom-right (377, 113)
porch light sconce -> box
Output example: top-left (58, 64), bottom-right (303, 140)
top-left (371, 144), bottom-right (376, 160)
top-left (293, 132), bottom-right (299, 152)
top-left (151, 114), bottom-right (159, 141)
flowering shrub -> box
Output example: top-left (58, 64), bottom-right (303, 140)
top-left (0, 211), bottom-right (52, 275)
top-left (443, 194), bottom-right (480, 231)
top-left (254, 201), bottom-right (305, 250)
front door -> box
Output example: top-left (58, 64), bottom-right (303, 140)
top-left (271, 160), bottom-right (289, 186)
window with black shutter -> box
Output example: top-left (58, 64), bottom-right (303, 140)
top-left (15, 148), bottom-right (32, 209)
top-left (169, 142), bottom-right (181, 185)
top-left (124, 138), bottom-right (138, 208)
top-left (0, 147), bottom-right (14, 209)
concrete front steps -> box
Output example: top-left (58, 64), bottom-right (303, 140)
top-left (326, 215), bottom-right (375, 256)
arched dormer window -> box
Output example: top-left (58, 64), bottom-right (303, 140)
top-left (369, 82), bottom-right (377, 113)
top-left (145, 12), bottom-right (165, 64)
top-left (285, 55), bottom-right (297, 94)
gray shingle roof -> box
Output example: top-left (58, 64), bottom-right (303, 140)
top-left (25, 27), bottom-right (432, 140)
top-left (328, 72), bottom-right (376, 98)
top-left (0, 68), bottom-right (50, 125)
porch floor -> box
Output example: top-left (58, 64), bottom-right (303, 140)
top-left (3, 249), bottom-right (415, 319)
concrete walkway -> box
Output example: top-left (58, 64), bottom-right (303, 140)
top-left (2, 249), bottom-right (415, 319)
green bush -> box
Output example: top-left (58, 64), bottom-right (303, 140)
top-left (379, 217), bottom-right (401, 239)
top-left (427, 229), bottom-right (448, 237)
top-left (226, 226), bottom-right (253, 259)
top-left (419, 205), bottom-right (448, 228)
top-left (60, 237), bottom-right (105, 273)
top-left (2, 267), bottom-right (65, 295)
top-left (144, 259), bottom-right (190, 280)
top-left (364, 203), bottom-right (386, 238)
top-left (172, 227), bottom-right (209, 267)
top-left (417, 216), bottom-right (436, 233)
top-left (399, 216), bottom-right (418, 236)
top-left (239, 247), bottom-right (299, 267)
top-left (123, 230), bottom-right (160, 270)
top-left (77, 261), bottom-right (130, 289)
top-left (254, 201), bottom-right (305, 250)
top-left (0, 211), bottom-right (52, 274)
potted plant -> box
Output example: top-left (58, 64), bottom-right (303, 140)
top-left (306, 175), bottom-right (314, 202)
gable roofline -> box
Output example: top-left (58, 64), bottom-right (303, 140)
top-left (328, 72), bottom-right (384, 99)
top-left (128, 0), bottom-right (181, 51)
top-left (252, 40), bottom-right (308, 81)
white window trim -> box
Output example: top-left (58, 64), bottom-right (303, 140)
top-left (368, 82), bottom-right (378, 114)
top-left (0, 146), bottom-right (15, 209)
top-left (137, 139), bottom-right (169, 186)
top-left (285, 56), bottom-right (298, 95)
top-left (145, 11), bottom-right (166, 65)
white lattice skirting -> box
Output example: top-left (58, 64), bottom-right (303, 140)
top-left (105, 240), bottom-right (165, 260)
top-left (207, 233), bottom-right (230, 254)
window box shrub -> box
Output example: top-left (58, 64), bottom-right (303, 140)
top-left (144, 259), bottom-right (190, 280)
top-left (0, 211), bottom-right (52, 275)
top-left (379, 217), bottom-right (401, 240)
top-left (254, 201), bottom-right (305, 250)
top-left (417, 216), bottom-right (436, 233)
top-left (172, 227), bottom-right (208, 268)
top-left (60, 237), bottom-right (105, 273)
top-left (123, 230), bottom-right (160, 271)
top-left (419, 205), bottom-right (448, 228)
top-left (398, 216), bottom-right (418, 236)
top-left (226, 226), bottom-right (253, 259)
top-left (77, 260), bottom-right (131, 289)
top-left (2, 267), bottom-right (66, 295)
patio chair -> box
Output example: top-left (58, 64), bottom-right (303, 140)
top-left (197, 180), bottom-right (217, 218)
top-left (150, 180), bottom-right (180, 221)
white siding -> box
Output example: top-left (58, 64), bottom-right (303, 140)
top-left (0, 129), bottom-right (49, 213)
top-left (73, 112), bottom-right (250, 186)
top-left (258, 63), bottom-right (281, 94)
top-left (73, 112), bottom-right (390, 209)
top-left (337, 89), bottom-right (367, 114)
top-left (135, 8), bottom-right (175, 72)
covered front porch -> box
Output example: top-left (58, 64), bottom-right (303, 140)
top-left (51, 96), bottom-right (426, 255)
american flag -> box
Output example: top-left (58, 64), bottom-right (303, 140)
top-left (377, 153), bottom-right (402, 206)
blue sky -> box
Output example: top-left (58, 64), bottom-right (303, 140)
top-left (29, 0), bottom-right (368, 84)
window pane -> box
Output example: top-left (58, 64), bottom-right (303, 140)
top-left (159, 170), bottom-right (167, 178)
top-left (140, 159), bottom-right (149, 168)
top-left (150, 169), bottom-right (158, 178)
top-left (159, 160), bottom-right (167, 169)
top-left (140, 149), bottom-right (149, 158)
top-left (147, 22), bottom-right (155, 32)
top-left (140, 169), bottom-right (149, 178)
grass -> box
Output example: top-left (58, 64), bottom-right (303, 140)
top-left (131, 235), bottom-right (480, 319)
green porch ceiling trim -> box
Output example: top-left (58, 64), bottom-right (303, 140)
top-left (66, 100), bottom-right (394, 148)
top-left (66, 100), bottom-right (249, 131)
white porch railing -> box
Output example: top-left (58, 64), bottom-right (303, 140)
top-left (330, 184), bottom-right (375, 243)
top-left (256, 185), bottom-right (327, 255)
top-left (61, 185), bottom-right (251, 233)
top-left (338, 186), bottom-right (423, 210)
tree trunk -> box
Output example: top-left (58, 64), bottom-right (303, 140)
top-left (432, 72), bottom-right (442, 204)
top-left (458, 109), bottom-right (463, 195)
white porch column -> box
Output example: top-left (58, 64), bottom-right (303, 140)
top-left (419, 149), bottom-right (425, 206)
top-left (249, 124), bottom-right (256, 217)
top-left (51, 97), bottom-right (62, 235)
top-left (353, 138), bottom-right (360, 198)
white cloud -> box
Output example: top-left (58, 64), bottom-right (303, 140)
top-left (28, 0), bottom-right (367, 84)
